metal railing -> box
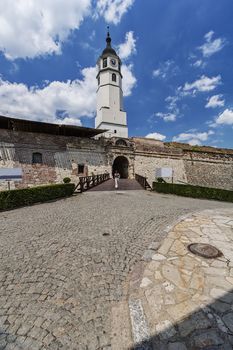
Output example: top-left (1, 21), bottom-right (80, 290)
top-left (75, 173), bottom-right (110, 193)
top-left (135, 173), bottom-right (151, 190)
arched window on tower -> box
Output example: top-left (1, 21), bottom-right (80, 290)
top-left (32, 152), bottom-right (42, 164)
top-left (112, 73), bottom-right (116, 82)
top-left (103, 58), bottom-right (107, 68)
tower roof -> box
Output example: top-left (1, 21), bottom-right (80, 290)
top-left (101, 27), bottom-right (118, 58)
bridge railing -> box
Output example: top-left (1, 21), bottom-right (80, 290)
top-left (135, 173), bottom-right (151, 190)
top-left (75, 173), bottom-right (110, 193)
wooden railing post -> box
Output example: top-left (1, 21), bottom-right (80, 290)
top-left (135, 173), bottom-right (151, 190)
top-left (75, 173), bottom-right (110, 193)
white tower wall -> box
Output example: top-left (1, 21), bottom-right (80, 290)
top-left (95, 33), bottom-right (128, 139)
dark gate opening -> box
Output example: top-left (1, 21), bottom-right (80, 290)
top-left (112, 156), bottom-right (129, 179)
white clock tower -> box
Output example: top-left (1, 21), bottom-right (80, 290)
top-left (95, 29), bottom-right (128, 138)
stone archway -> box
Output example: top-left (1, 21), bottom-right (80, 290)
top-left (112, 156), bottom-right (129, 179)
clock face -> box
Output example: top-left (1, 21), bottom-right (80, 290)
top-left (110, 59), bottom-right (116, 66)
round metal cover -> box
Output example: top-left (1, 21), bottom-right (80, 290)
top-left (188, 243), bottom-right (223, 259)
top-left (103, 232), bottom-right (110, 237)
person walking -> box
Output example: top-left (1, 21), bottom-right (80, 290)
top-left (114, 170), bottom-right (120, 189)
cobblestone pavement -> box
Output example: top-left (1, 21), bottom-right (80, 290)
top-left (0, 190), bottom-right (232, 350)
top-left (128, 208), bottom-right (233, 350)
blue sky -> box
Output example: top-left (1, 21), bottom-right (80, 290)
top-left (0, 0), bottom-right (232, 148)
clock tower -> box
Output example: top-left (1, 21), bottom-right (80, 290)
top-left (95, 29), bottom-right (128, 138)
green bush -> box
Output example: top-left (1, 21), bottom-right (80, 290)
top-left (0, 183), bottom-right (75, 211)
top-left (157, 177), bottom-right (166, 183)
top-left (153, 182), bottom-right (233, 203)
top-left (63, 177), bottom-right (71, 184)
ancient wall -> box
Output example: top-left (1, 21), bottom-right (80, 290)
top-left (0, 129), bottom-right (110, 191)
top-left (0, 130), bottom-right (232, 191)
top-left (133, 138), bottom-right (187, 186)
top-left (134, 139), bottom-right (233, 190)
top-left (134, 155), bottom-right (187, 186)
top-left (183, 151), bottom-right (233, 190)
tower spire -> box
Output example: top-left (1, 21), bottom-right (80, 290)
top-left (106, 26), bottom-right (111, 47)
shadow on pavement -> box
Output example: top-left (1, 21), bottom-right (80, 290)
top-left (130, 288), bottom-right (233, 349)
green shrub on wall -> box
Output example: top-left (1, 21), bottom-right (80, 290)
top-left (156, 177), bottom-right (166, 183)
top-left (63, 177), bottom-right (71, 184)
top-left (153, 182), bottom-right (233, 202)
top-left (0, 183), bottom-right (75, 211)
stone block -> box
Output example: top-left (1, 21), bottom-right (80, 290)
top-left (222, 313), bottom-right (233, 333)
top-left (192, 330), bottom-right (224, 347)
top-left (168, 342), bottom-right (187, 350)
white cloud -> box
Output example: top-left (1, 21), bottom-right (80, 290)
top-left (216, 109), bottom-right (233, 125)
top-left (89, 30), bottom-right (96, 41)
top-left (116, 33), bottom-right (137, 95)
top-left (96, 0), bottom-right (134, 24)
top-left (183, 75), bottom-right (221, 94)
top-left (117, 31), bottom-right (136, 60)
top-left (192, 59), bottom-right (206, 68)
top-left (165, 95), bottom-right (180, 116)
top-left (193, 60), bottom-right (202, 67)
top-left (146, 132), bottom-right (166, 141)
top-left (0, 0), bottom-right (91, 60)
top-left (61, 117), bottom-right (82, 126)
top-left (121, 64), bottom-right (137, 96)
top-left (152, 69), bottom-right (161, 77)
top-left (173, 130), bottom-right (214, 145)
top-left (0, 67), bottom-right (97, 124)
top-left (0, 63), bottom-right (136, 123)
top-left (199, 31), bottom-right (226, 57)
top-left (189, 31), bottom-right (226, 69)
top-left (205, 94), bottom-right (225, 108)
top-left (205, 31), bottom-right (214, 42)
top-left (156, 112), bottom-right (176, 122)
top-left (152, 60), bottom-right (178, 80)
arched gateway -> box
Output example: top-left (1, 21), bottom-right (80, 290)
top-left (112, 156), bottom-right (129, 179)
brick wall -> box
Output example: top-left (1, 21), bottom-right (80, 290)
top-left (0, 129), bottom-right (110, 190)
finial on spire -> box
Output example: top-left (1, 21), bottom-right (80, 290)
top-left (106, 26), bottom-right (111, 47)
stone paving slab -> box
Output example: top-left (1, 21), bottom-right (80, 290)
top-left (128, 208), bottom-right (233, 349)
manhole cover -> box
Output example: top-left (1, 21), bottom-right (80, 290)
top-left (188, 243), bottom-right (223, 259)
top-left (103, 232), bottom-right (110, 237)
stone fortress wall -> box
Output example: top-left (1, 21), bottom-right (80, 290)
top-left (133, 138), bottom-right (233, 191)
top-left (0, 128), bottom-right (232, 191)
